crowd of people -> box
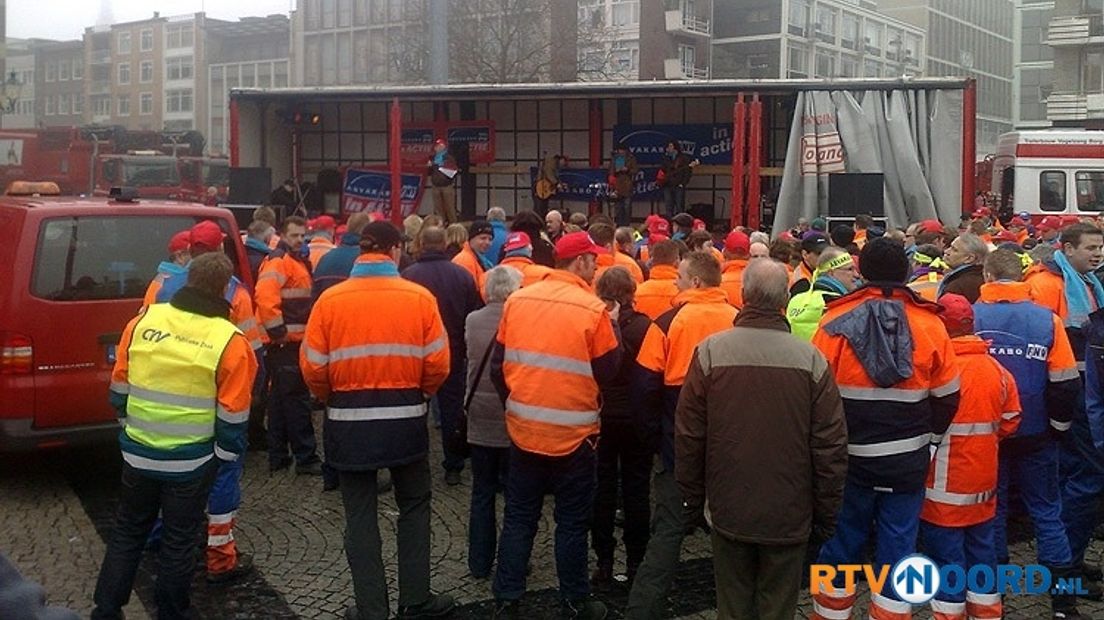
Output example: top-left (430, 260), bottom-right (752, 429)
top-left (77, 200), bottom-right (1104, 620)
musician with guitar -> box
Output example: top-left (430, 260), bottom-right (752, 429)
top-left (659, 140), bottom-right (699, 219)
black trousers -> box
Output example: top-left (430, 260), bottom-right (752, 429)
top-left (591, 417), bottom-right (652, 569)
top-left (340, 459), bottom-right (432, 620)
top-left (92, 461), bottom-right (217, 620)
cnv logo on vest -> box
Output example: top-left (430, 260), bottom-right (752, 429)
top-left (141, 328), bottom-right (171, 343)
top-left (811, 555), bottom-right (1086, 603)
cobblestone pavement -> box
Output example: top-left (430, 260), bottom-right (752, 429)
top-left (4, 418), bottom-right (1104, 619)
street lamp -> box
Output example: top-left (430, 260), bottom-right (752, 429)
top-left (1, 71), bottom-right (24, 114)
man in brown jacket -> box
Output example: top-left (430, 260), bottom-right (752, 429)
top-left (675, 258), bottom-right (848, 620)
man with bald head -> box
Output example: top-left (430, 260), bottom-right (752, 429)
top-left (676, 258), bottom-right (847, 620)
top-left (545, 210), bottom-right (565, 244)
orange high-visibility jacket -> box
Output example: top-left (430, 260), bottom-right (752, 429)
top-left (907, 272), bottom-right (943, 302)
top-left (500, 256), bottom-right (553, 288)
top-left (635, 264), bottom-right (679, 320)
top-left (720, 259), bottom-right (748, 309)
top-left (921, 335), bottom-right (1021, 527)
top-left (452, 242), bottom-right (487, 297)
top-left (595, 251), bottom-right (645, 286)
top-left (494, 270), bottom-right (621, 457)
top-left (812, 285), bottom-right (961, 492)
top-left (308, 237), bottom-right (336, 270)
top-left (255, 247), bottom-right (313, 343)
top-left (1026, 267), bottom-right (1071, 322)
top-left (300, 254), bottom-right (450, 470)
top-left (637, 287), bottom-right (737, 387)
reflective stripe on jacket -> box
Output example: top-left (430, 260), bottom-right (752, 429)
top-left (975, 281), bottom-right (1079, 439)
top-left (110, 294), bottom-right (255, 480)
top-left (922, 335), bottom-right (1020, 526)
top-left (301, 254), bottom-right (450, 470)
top-left (255, 245), bottom-right (313, 342)
top-left (812, 285), bottom-right (961, 492)
top-left (494, 270), bottom-right (621, 457)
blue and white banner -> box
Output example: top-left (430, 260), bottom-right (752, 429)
top-left (613, 123), bottom-right (733, 165)
top-left (342, 167), bottom-right (425, 218)
top-left (529, 167), bottom-right (663, 202)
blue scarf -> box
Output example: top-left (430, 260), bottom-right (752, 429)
top-left (1053, 251), bottom-right (1104, 328)
top-left (614, 155), bottom-right (626, 170)
top-left (815, 276), bottom-right (848, 296)
top-left (475, 248), bottom-right (495, 271)
top-left (156, 260), bottom-right (188, 278)
top-left (350, 260), bottom-right (399, 278)
top-left (433, 151), bottom-right (447, 167)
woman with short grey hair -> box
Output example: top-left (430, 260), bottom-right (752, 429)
top-left (464, 265), bottom-right (522, 578)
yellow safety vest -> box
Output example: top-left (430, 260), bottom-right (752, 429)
top-left (124, 304), bottom-right (239, 451)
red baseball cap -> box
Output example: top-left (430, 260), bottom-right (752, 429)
top-left (938, 293), bottom-right (974, 337)
top-left (1038, 216), bottom-right (1062, 232)
top-left (971, 207), bottom-right (992, 219)
top-left (503, 231), bottom-right (531, 254)
top-left (992, 230), bottom-right (1019, 243)
top-left (311, 215), bottom-right (336, 231)
top-left (167, 230), bottom-right (190, 254)
top-left (1061, 215), bottom-right (1081, 227)
top-left (692, 218), bottom-right (706, 232)
top-left (335, 224), bottom-right (348, 237)
top-left (555, 231), bottom-right (608, 261)
top-left (648, 218), bottom-right (670, 236)
top-left (916, 219), bottom-right (944, 235)
top-left (189, 220), bottom-right (226, 250)
top-left (724, 230), bottom-right (750, 253)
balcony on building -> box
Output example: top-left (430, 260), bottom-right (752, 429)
top-left (665, 8), bottom-right (711, 38)
top-left (1047, 14), bottom-right (1104, 46)
top-left (1045, 92), bottom-right (1104, 122)
top-left (664, 58), bottom-right (709, 80)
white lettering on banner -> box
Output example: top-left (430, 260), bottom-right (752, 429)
top-left (801, 132), bottom-right (846, 176)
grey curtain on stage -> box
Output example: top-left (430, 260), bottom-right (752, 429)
top-left (775, 88), bottom-right (964, 232)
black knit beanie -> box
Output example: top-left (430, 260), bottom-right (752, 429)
top-left (859, 237), bottom-right (910, 284)
top-left (469, 220), bottom-right (493, 239)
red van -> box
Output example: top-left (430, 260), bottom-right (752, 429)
top-left (0, 193), bottom-right (251, 451)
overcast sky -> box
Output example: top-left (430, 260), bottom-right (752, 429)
top-left (9, 0), bottom-right (294, 41)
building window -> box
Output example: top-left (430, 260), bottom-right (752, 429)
top-left (611, 0), bottom-right (640, 27)
top-left (904, 34), bottom-right (921, 67)
top-left (118, 62), bottom-right (130, 85)
top-left (864, 21), bottom-right (883, 56)
top-left (140, 60), bottom-right (153, 83)
top-left (92, 95), bottom-right (111, 117)
top-left (611, 40), bottom-right (640, 74)
top-left (815, 49), bottom-right (836, 77)
top-left (165, 23), bottom-right (194, 49)
top-left (788, 0), bottom-right (809, 36)
top-left (20, 69), bottom-right (34, 84)
top-left (841, 54), bottom-right (859, 77)
top-left (72, 95), bottom-right (83, 114)
top-left (140, 92), bottom-right (153, 115)
top-left (140, 29), bottom-right (153, 51)
top-left (72, 59), bottom-right (83, 80)
top-left (841, 13), bottom-right (860, 50)
top-left (166, 89), bottom-right (193, 113)
top-left (59, 60), bottom-right (70, 81)
top-left (118, 32), bottom-right (131, 54)
top-left (679, 44), bottom-right (696, 75)
top-left (166, 56), bottom-right (194, 81)
top-left (864, 58), bottom-right (882, 78)
top-left (45, 96), bottom-right (55, 115)
top-left (117, 95), bottom-right (130, 116)
top-left (322, 0), bottom-right (336, 28)
top-left (815, 7), bottom-right (836, 44)
top-left (1084, 50), bottom-right (1104, 94)
top-left (58, 95), bottom-right (70, 115)
top-left (788, 44), bottom-right (808, 78)
top-left (45, 62), bottom-right (56, 82)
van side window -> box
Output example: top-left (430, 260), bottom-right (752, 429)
top-left (1040, 171), bottom-right (1066, 212)
top-left (1000, 167), bottom-right (1015, 212)
top-left (1076, 171), bottom-right (1104, 212)
top-left (32, 215), bottom-right (197, 301)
